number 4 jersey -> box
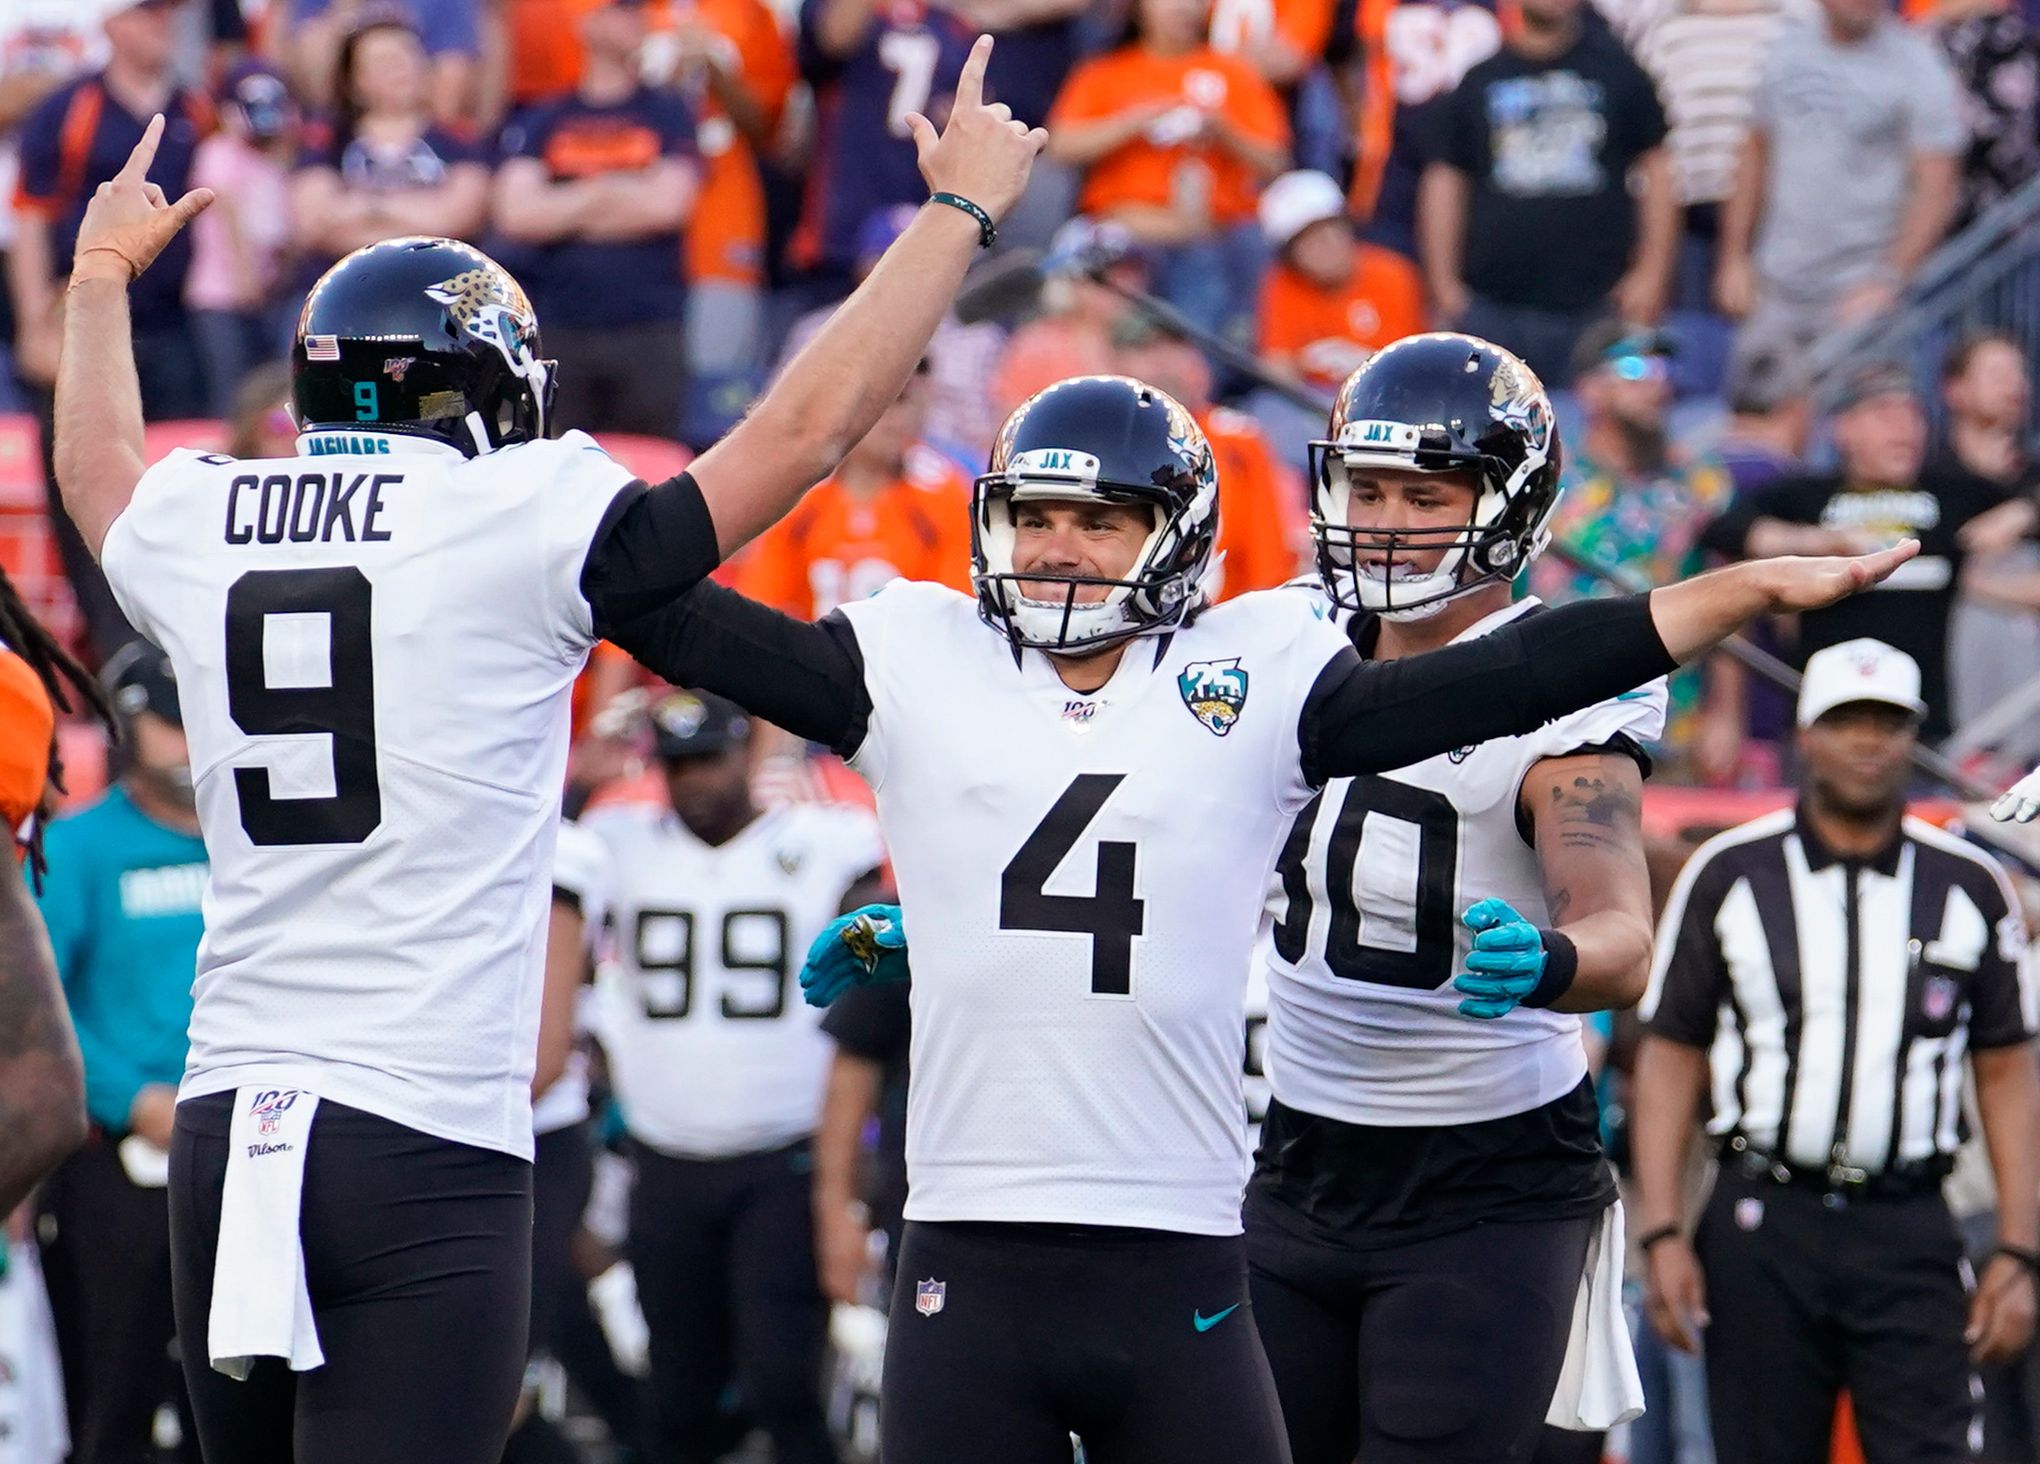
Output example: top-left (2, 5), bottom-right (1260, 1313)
top-left (99, 432), bottom-right (642, 1158)
top-left (1259, 596), bottom-right (1667, 1128)
top-left (834, 580), bottom-right (1354, 1236)
top-left (584, 800), bottom-right (885, 1159)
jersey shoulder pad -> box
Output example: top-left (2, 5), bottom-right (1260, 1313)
top-left (552, 819), bottom-right (615, 906)
top-left (501, 430), bottom-right (643, 492)
top-left (578, 799), bottom-right (662, 851)
top-left (785, 799), bottom-right (885, 863)
top-left (1529, 674), bottom-right (1670, 761)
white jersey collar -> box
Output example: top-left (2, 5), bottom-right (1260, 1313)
top-left (1445, 596), bottom-right (1542, 646)
top-left (294, 431), bottom-right (468, 461)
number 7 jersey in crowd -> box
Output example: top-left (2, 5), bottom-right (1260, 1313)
top-left (97, 431), bottom-right (641, 1159)
top-left (833, 580), bottom-right (1357, 1237)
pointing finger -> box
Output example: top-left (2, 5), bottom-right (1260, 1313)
top-left (118, 113), bottom-right (165, 185)
top-left (954, 33), bottom-right (993, 114)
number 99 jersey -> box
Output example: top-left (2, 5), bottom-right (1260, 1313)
top-left (584, 800), bottom-right (885, 1159)
top-left (98, 433), bottom-right (640, 1159)
top-left (1258, 597), bottom-right (1667, 1127)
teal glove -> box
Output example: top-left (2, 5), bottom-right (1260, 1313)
top-left (800, 904), bottom-right (909, 1008)
top-left (1453, 897), bottom-right (1563, 1020)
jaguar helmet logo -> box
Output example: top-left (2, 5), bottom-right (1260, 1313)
top-left (425, 267), bottom-right (539, 372)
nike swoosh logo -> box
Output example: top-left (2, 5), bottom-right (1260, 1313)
top-left (1193, 1304), bottom-right (1240, 1333)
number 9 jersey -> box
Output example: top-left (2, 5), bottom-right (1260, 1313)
top-left (98, 432), bottom-right (641, 1159)
top-left (1258, 595), bottom-right (1667, 1127)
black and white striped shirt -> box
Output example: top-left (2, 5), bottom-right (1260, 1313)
top-left (1643, 807), bottom-right (2034, 1174)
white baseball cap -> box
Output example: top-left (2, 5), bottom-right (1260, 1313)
top-left (1796, 638), bottom-right (1927, 728)
top-left (1259, 170), bottom-right (1348, 250)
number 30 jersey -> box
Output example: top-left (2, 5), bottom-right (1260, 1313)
top-left (99, 432), bottom-right (639, 1158)
top-left (834, 580), bottom-right (1351, 1236)
top-left (1258, 596), bottom-right (1667, 1128)
top-left (585, 801), bottom-right (885, 1159)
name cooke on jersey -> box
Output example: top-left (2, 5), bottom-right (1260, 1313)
top-left (224, 472), bottom-right (398, 547)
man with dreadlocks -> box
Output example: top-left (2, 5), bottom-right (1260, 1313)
top-left (0, 563), bottom-right (90, 1213)
top-left (0, 565), bottom-right (115, 879)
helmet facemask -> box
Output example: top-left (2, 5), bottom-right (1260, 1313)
top-left (972, 454), bottom-right (1216, 655)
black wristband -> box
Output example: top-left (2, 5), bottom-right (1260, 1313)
top-left (1995, 1242), bottom-right (2040, 1278)
top-left (1522, 928), bottom-right (1579, 1009)
top-left (1637, 1223), bottom-right (1682, 1254)
top-left (929, 191), bottom-right (996, 248)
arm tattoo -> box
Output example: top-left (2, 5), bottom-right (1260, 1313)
top-left (1548, 767), bottom-right (1641, 851)
top-left (1533, 754), bottom-right (1647, 929)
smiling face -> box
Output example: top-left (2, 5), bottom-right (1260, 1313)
top-left (1008, 497), bottom-right (1157, 605)
top-left (1341, 463), bottom-right (1482, 582)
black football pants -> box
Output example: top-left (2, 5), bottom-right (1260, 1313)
top-left (168, 1092), bottom-right (533, 1464)
top-left (1695, 1166), bottom-right (1978, 1464)
top-left (36, 1135), bottom-right (193, 1464)
top-left (628, 1138), bottom-right (836, 1464)
top-left (1245, 1187), bottom-right (1596, 1464)
top-left (881, 1220), bottom-right (1292, 1464)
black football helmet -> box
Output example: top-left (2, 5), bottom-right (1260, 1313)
top-left (1307, 333), bottom-right (1563, 620)
top-left (291, 236), bottom-right (555, 457)
top-left (973, 375), bottom-right (1220, 654)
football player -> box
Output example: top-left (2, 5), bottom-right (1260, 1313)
top-left (597, 363), bottom-right (1914, 1464)
top-left (48, 53), bottom-right (1042, 1464)
top-left (1245, 333), bottom-right (1657, 1463)
top-left (585, 690), bottom-right (884, 1464)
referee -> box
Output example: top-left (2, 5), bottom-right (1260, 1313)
top-left (1632, 637), bottom-right (2040, 1463)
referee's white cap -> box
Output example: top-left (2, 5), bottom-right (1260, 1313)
top-left (1797, 638), bottom-right (1927, 728)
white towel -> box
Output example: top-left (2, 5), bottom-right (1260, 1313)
top-left (1546, 1199), bottom-right (1645, 1430)
top-left (207, 1087), bottom-right (325, 1379)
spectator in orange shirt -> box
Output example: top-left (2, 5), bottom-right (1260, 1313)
top-left (1047, 0), bottom-right (1290, 345)
top-left (648, 0), bottom-right (796, 442)
top-left (1250, 167), bottom-right (1423, 470)
top-left (1112, 314), bottom-right (1308, 598)
top-left (738, 364), bottom-right (975, 621)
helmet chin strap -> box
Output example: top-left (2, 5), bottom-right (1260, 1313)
top-left (463, 410), bottom-right (494, 457)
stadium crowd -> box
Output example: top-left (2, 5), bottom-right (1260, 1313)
top-left (4, 0), bottom-right (2040, 1459)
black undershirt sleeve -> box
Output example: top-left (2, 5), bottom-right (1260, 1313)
top-left (1299, 593), bottom-right (1677, 785)
top-left (599, 579), bottom-right (874, 758)
top-left (579, 471), bottom-right (725, 628)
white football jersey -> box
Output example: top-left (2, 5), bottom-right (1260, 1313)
top-left (534, 819), bottom-right (614, 1135)
top-left (99, 431), bottom-right (640, 1158)
top-left (587, 801), bottom-right (885, 1159)
top-left (1260, 596), bottom-right (1667, 1127)
top-left (834, 580), bottom-right (1351, 1235)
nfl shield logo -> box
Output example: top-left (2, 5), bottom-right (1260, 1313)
top-left (1923, 975), bottom-right (1959, 1023)
top-left (1735, 1197), bottom-right (1764, 1232)
top-left (915, 1279), bottom-right (946, 1317)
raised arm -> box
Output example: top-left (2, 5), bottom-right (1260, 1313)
top-left (1303, 544), bottom-right (1918, 781)
top-left (690, 33), bottom-right (1046, 559)
top-left (600, 577), bottom-right (873, 755)
top-left (54, 115), bottom-right (215, 557)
